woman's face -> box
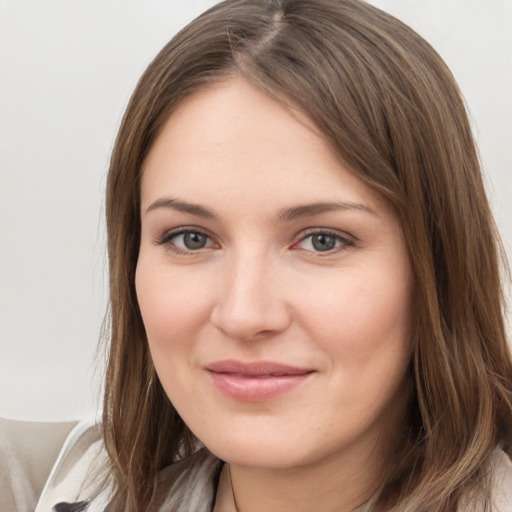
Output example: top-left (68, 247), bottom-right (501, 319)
top-left (136, 76), bottom-right (413, 472)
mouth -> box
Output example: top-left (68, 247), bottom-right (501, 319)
top-left (205, 360), bottom-right (315, 401)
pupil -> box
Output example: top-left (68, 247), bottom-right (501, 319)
top-left (312, 234), bottom-right (336, 251)
top-left (184, 232), bottom-right (206, 249)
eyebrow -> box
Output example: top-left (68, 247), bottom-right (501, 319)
top-left (279, 201), bottom-right (378, 221)
top-left (145, 197), bottom-right (217, 219)
top-left (144, 197), bottom-right (377, 221)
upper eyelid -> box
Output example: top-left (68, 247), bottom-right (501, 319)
top-left (290, 228), bottom-right (356, 254)
top-left (294, 227), bottom-right (354, 242)
top-left (154, 226), bottom-right (216, 246)
top-left (159, 225), bottom-right (213, 238)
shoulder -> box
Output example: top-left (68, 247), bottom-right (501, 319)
top-left (34, 417), bottom-right (109, 512)
top-left (33, 419), bottom-right (222, 512)
top-left (0, 416), bottom-right (77, 512)
top-left (489, 447), bottom-right (512, 511)
top-left (461, 447), bottom-right (512, 512)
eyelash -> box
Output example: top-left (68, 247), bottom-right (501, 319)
top-left (292, 228), bottom-right (355, 255)
top-left (154, 227), bottom-right (217, 255)
top-left (154, 227), bottom-right (355, 255)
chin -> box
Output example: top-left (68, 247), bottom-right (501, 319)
top-left (208, 441), bottom-right (306, 469)
top-left (195, 425), bottom-right (308, 468)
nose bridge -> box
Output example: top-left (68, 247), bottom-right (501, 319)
top-left (211, 245), bottom-right (289, 340)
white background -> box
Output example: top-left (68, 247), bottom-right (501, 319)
top-left (1, 0), bottom-right (511, 421)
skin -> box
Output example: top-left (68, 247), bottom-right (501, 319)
top-left (136, 76), bottom-right (413, 512)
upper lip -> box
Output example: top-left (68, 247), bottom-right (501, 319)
top-left (205, 359), bottom-right (314, 377)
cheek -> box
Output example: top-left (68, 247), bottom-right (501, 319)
top-left (300, 272), bottom-right (413, 437)
top-left (304, 271), bottom-right (411, 344)
top-left (135, 261), bottom-right (215, 403)
top-left (135, 259), bottom-right (212, 343)
top-left (296, 264), bottom-right (413, 395)
top-left (135, 261), bottom-right (210, 405)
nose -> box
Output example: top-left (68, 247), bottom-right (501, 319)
top-left (210, 251), bottom-right (292, 342)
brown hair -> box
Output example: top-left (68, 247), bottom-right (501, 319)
top-left (103, 0), bottom-right (512, 510)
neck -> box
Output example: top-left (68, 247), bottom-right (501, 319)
top-left (216, 440), bottom-right (386, 512)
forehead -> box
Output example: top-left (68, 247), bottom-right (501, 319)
top-left (140, 75), bottom-right (388, 216)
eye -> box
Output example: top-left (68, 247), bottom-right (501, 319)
top-left (155, 228), bottom-right (216, 253)
top-left (294, 230), bottom-right (354, 253)
top-left (177, 231), bottom-right (210, 250)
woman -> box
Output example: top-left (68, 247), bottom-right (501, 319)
top-left (3, 0), bottom-right (511, 510)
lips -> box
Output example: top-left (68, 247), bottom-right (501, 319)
top-left (205, 360), bottom-right (314, 401)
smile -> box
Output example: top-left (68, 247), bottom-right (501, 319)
top-left (205, 360), bottom-right (315, 401)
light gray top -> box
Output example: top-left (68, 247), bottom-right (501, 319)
top-left (1, 417), bottom-right (511, 511)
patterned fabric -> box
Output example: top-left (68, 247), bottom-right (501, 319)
top-left (53, 500), bottom-right (91, 512)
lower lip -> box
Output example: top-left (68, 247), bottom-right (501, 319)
top-left (207, 371), bottom-right (313, 401)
